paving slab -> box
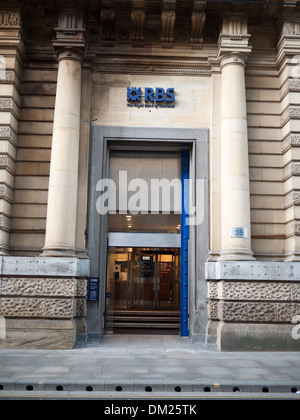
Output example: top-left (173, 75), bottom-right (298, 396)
top-left (0, 334), bottom-right (299, 399)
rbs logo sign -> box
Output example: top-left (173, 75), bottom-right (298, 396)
top-left (127, 87), bottom-right (175, 103)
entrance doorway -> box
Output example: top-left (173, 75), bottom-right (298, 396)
top-left (87, 126), bottom-right (209, 344)
top-left (104, 150), bottom-right (184, 334)
top-left (106, 248), bottom-right (180, 332)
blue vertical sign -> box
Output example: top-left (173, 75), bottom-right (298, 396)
top-left (88, 277), bottom-right (100, 302)
top-left (181, 151), bottom-right (189, 337)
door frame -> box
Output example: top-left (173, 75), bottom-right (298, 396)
top-left (86, 126), bottom-right (209, 343)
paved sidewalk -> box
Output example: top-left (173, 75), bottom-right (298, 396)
top-left (0, 335), bottom-right (299, 398)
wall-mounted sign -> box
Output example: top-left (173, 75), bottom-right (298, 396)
top-left (88, 277), bottom-right (100, 302)
top-left (231, 227), bottom-right (248, 239)
top-left (127, 87), bottom-right (175, 109)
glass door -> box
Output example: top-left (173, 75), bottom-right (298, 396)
top-left (106, 249), bottom-right (131, 332)
top-left (134, 252), bottom-right (157, 309)
top-left (157, 252), bottom-right (180, 310)
top-left (105, 247), bottom-right (180, 332)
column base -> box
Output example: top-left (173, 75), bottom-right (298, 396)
top-left (41, 247), bottom-right (77, 258)
top-left (0, 244), bottom-right (11, 256)
top-left (218, 249), bottom-right (255, 261)
top-left (76, 247), bottom-right (89, 259)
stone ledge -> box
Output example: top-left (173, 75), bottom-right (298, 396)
top-left (206, 261), bottom-right (300, 281)
top-left (0, 257), bottom-right (90, 277)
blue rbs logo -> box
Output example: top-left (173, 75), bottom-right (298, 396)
top-left (127, 87), bottom-right (175, 103)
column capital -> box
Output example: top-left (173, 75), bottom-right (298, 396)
top-left (53, 10), bottom-right (85, 61)
top-left (56, 47), bottom-right (85, 65)
top-left (217, 14), bottom-right (252, 63)
top-left (220, 53), bottom-right (247, 70)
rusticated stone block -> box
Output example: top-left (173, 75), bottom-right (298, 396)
top-left (219, 301), bottom-right (300, 323)
top-left (76, 279), bottom-right (87, 297)
top-left (291, 284), bottom-right (300, 301)
top-left (277, 303), bottom-right (300, 322)
top-left (0, 297), bottom-right (76, 318)
top-left (218, 301), bottom-right (248, 322)
top-left (44, 298), bottom-right (75, 318)
top-left (207, 281), bottom-right (218, 299)
top-left (0, 297), bottom-right (44, 318)
top-left (247, 303), bottom-right (277, 323)
top-left (219, 281), bottom-right (299, 302)
top-left (76, 298), bottom-right (87, 317)
top-left (208, 301), bottom-right (218, 320)
top-left (1, 277), bottom-right (87, 297)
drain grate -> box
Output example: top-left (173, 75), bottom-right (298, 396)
top-left (0, 382), bottom-right (299, 395)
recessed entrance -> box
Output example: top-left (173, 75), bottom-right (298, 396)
top-left (104, 149), bottom-right (185, 334)
top-left (87, 126), bottom-right (209, 344)
top-left (106, 247), bottom-right (180, 332)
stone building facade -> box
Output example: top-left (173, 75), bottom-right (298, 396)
top-left (0, 0), bottom-right (300, 350)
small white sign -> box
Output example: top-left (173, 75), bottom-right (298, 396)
top-left (231, 227), bottom-right (248, 239)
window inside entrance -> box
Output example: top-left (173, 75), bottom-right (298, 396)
top-left (106, 248), bottom-right (181, 331)
top-left (107, 248), bottom-right (180, 310)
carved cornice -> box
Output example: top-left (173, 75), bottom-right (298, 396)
top-left (0, 11), bottom-right (21, 27)
top-left (0, 154), bottom-right (15, 174)
top-left (0, 126), bottom-right (18, 145)
top-left (0, 185), bottom-right (14, 203)
top-left (0, 10), bottom-right (25, 55)
top-left (0, 98), bottom-right (19, 118)
top-left (281, 21), bottom-right (300, 37)
top-left (282, 134), bottom-right (300, 153)
top-left (286, 221), bottom-right (300, 237)
top-left (0, 214), bottom-right (12, 232)
top-left (281, 106), bottom-right (300, 127)
top-left (277, 20), bottom-right (300, 67)
top-left (284, 191), bottom-right (300, 209)
top-left (93, 63), bottom-right (211, 76)
top-left (283, 161), bottom-right (300, 181)
top-left (0, 71), bottom-right (15, 82)
top-left (280, 78), bottom-right (300, 100)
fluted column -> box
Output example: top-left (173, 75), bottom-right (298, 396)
top-left (219, 53), bottom-right (254, 261)
top-left (42, 48), bottom-right (84, 256)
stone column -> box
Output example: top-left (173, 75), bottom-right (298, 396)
top-left (75, 68), bottom-right (91, 258)
top-left (219, 54), bottom-right (254, 261)
top-left (43, 48), bottom-right (84, 256)
top-left (218, 16), bottom-right (254, 261)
